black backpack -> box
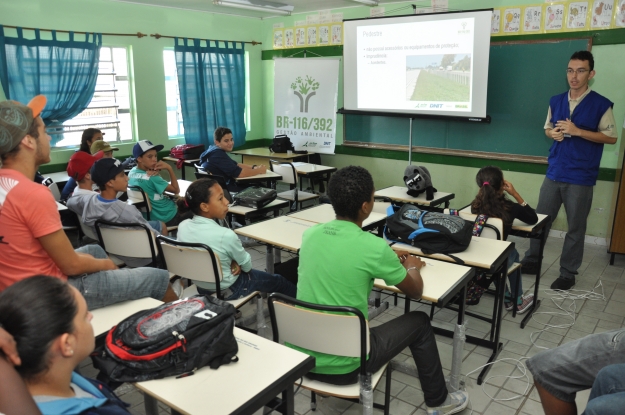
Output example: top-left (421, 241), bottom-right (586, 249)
top-left (91, 295), bottom-right (238, 383)
top-left (234, 186), bottom-right (277, 209)
top-left (269, 135), bottom-right (295, 153)
top-left (384, 204), bottom-right (473, 262)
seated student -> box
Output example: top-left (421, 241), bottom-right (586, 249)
top-left (128, 140), bottom-right (190, 227)
top-left (0, 96), bottom-right (177, 310)
top-left (60, 128), bottom-right (104, 200)
top-left (527, 329), bottom-right (625, 415)
top-left (469, 166), bottom-right (538, 312)
top-left (0, 276), bottom-right (132, 415)
top-left (66, 150), bottom-right (104, 197)
top-left (176, 179), bottom-right (296, 299)
top-left (90, 140), bottom-right (118, 158)
top-left (199, 127), bottom-right (267, 192)
top-left (68, 158), bottom-right (168, 267)
top-left (294, 166), bottom-right (468, 415)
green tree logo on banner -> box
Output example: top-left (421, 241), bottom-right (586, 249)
top-left (291, 75), bottom-right (320, 113)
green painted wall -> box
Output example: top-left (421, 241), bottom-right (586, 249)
top-left (0, 0), bottom-right (266, 165)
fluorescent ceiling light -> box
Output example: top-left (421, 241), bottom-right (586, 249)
top-left (352, 0), bottom-right (379, 6)
top-left (213, 0), bottom-right (294, 16)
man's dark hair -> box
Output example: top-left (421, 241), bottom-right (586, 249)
top-left (0, 117), bottom-right (41, 162)
top-left (328, 165), bottom-right (374, 221)
top-left (570, 50), bottom-right (594, 71)
top-left (214, 127), bottom-right (233, 142)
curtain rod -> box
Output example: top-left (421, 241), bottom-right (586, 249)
top-left (1, 24), bottom-right (146, 38)
top-left (150, 33), bottom-right (261, 45)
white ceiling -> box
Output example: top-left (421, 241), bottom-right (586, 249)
top-left (108, 0), bottom-right (412, 19)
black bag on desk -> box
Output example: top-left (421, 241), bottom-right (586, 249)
top-left (384, 204), bottom-right (472, 258)
top-left (269, 134), bottom-right (295, 153)
top-left (234, 186), bottom-right (277, 209)
top-left (91, 295), bottom-right (238, 382)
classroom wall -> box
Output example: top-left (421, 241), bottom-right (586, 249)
top-left (0, 0), bottom-right (266, 165)
top-left (259, 1), bottom-right (625, 239)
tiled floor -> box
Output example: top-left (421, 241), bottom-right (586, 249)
top-left (81, 233), bottom-right (625, 415)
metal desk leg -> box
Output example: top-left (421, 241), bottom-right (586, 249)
top-left (266, 245), bottom-right (275, 274)
top-left (144, 395), bottom-right (159, 415)
top-left (449, 285), bottom-right (467, 391)
top-left (282, 384), bottom-right (295, 415)
top-left (521, 227), bottom-right (547, 328)
top-left (478, 264), bottom-right (505, 385)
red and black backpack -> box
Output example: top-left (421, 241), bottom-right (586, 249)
top-left (91, 295), bottom-right (238, 383)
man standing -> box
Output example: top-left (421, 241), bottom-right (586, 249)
top-left (522, 50), bottom-right (617, 290)
top-left (0, 96), bottom-right (178, 309)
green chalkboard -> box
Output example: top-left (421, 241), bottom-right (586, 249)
top-left (344, 38), bottom-right (591, 158)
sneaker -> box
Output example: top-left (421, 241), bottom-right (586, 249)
top-left (426, 390), bottom-right (469, 415)
top-left (550, 277), bottom-right (575, 290)
top-left (516, 294), bottom-right (535, 314)
top-left (171, 279), bottom-right (183, 298)
top-left (521, 260), bottom-right (539, 274)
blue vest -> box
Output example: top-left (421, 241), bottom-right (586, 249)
top-left (547, 90), bottom-right (613, 186)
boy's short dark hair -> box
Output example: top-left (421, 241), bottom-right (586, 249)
top-left (570, 50), bottom-right (594, 71)
top-left (328, 165), bottom-right (374, 221)
top-left (214, 127), bottom-right (232, 142)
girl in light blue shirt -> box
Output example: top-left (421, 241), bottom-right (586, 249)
top-left (176, 179), bottom-right (296, 300)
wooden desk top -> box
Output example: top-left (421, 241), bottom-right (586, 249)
top-left (136, 328), bottom-right (314, 415)
top-left (232, 147), bottom-right (306, 160)
top-left (388, 236), bottom-right (512, 271)
top-left (235, 216), bottom-right (315, 251)
top-left (91, 298), bottom-right (162, 336)
top-left (374, 257), bottom-right (473, 305)
top-left (374, 186), bottom-right (455, 207)
top-left (162, 156), bottom-right (200, 165)
top-left (236, 170), bottom-right (282, 182)
top-left (291, 162), bottom-right (336, 175)
top-left (458, 206), bottom-right (549, 233)
top-left (228, 199), bottom-right (289, 216)
top-left (288, 204), bottom-right (385, 229)
top-left (46, 171), bottom-right (70, 184)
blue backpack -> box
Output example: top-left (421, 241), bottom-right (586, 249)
top-left (384, 204), bottom-right (473, 260)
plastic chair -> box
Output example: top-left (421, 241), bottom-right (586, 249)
top-left (95, 220), bottom-right (160, 268)
top-left (268, 293), bottom-right (391, 415)
top-left (127, 185), bottom-right (151, 220)
top-left (269, 160), bottom-right (318, 211)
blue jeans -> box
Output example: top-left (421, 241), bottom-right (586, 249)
top-left (198, 268), bottom-right (296, 300)
top-left (524, 177), bottom-right (594, 280)
top-left (583, 364), bottom-right (625, 415)
top-left (68, 245), bottom-right (170, 310)
top-left (527, 329), bottom-right (625, 403)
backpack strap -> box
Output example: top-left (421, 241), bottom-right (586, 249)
top-left (472, 214), bottom-right (489, 237)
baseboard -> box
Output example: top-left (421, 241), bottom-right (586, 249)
top-left (548, 230), bottom-right (608, 246)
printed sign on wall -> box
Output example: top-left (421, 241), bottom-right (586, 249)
top-left (567, 1), bottom-right (591, 29)
top-left (504, 8), bottom-right (522, 33)
top-left (274, 58), bottom-right (339, 154)
top-left (545, 3), bottom-right (566, 31)
top-left (591, 0), bottom-right (615, 28)
top-left (523, 5), bottom-right (543, 32)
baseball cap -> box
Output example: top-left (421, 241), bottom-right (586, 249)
top-left (132, 140), bottom-right (164, 159)
top-left (67, 150), bottom-right (104, 181)
top-left (90, 140), bottom-right (119, 154)
top-left (0, 95), bottom-right (47, 155)
top-left (91, 158), bottom-right (125, 188)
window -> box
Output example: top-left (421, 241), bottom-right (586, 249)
top-left (49, 47), bottom-right (134, 147)
top-left (163, 49), bottom-right (250, 139)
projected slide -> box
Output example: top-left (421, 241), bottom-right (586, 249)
top-left (343, 10), bottom-right (492, 119)
top-left (356, 18), bottom-right (474, 112)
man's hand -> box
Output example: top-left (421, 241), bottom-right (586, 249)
top-left (396, 250), bottom-right (410, 264)
top-left (0, 327), bottom-right (21, 366)
top-left (255, 165), bottom-right (267, 174)
top-left (548, 127), bottom-right (565, 142)
top-left (230, 260), bottom-right (241, 276)
top-left (556, 119), bottom-right (580, 137)
top-left (404, 255), bottom-right (426, 271)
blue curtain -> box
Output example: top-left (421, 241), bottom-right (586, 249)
top-left (0, 26), bottom-right (101, 145)
top-left (174, 38), bottom-right (246, 148)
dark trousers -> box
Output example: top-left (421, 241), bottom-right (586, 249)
top-left (306, 311), bottom-right (448, 407)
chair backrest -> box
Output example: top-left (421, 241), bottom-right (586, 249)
top-left (268, 293), bottom-right (369, 369)
top-left (95, 220), bottom-right (159, 262)
top-left (127, 185), bottom-right (151, 219)
top-left (444, 208), bottom-right (504, 240)
top-left (157, 236), bottom-right (225, 295)
top-left (46, 181), bottom-right (62, 202)
top-left (269, 160), bottom-right (298, 186)
top-left (79, 218), bottom-right (98, 240)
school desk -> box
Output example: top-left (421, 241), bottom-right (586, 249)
top-left (231, 147), bottom-right (308, 168)
top-left (374, 186), bottom-right (455, 208)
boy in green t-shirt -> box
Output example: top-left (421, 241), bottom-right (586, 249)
top-left (296, 166), bottom-right (468, 415)
top-left (128, 140), bottom-right (190, 226)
